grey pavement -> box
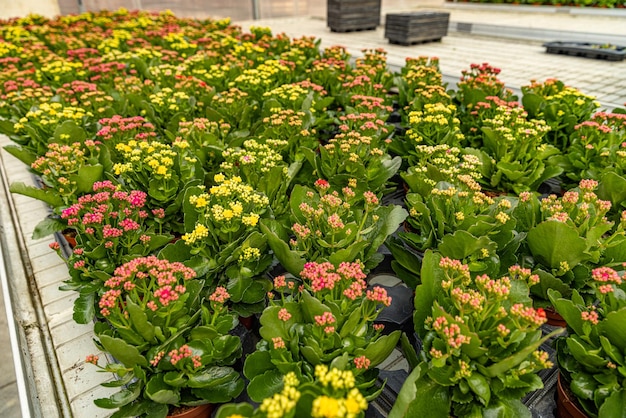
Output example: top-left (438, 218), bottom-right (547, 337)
top-left (1, 2), bottom-right (626, 418)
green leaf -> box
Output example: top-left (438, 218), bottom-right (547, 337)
top-left (215, 403), bottom-right (255, 418)
top-left (9, 181), bottom-right (64, 208)
top-left (145, 374), bottom-right (180, 404)
top-left (126, 298), bottom-right (155, 342)
top-left (53, 120), bottom-right (86, 142)
top-left (521, 92), bottom-right (545, 118)
top-left (482, 398), bottom-right (531, 418)
top-left (598, 388), bottom-right (626, 418)
top-left (247, 369), bottom-right (284, 402)
top-left (438, 231), bottom-right (494, 260)
top-left (3, 144), bottom-right (37, 166)
top-left (467, 373), bottom-right (490, 405)
top-left (388, 362), bottom-right (450, 418)
top-left (163, 371), bottom-right (186, 388)
top-left (598, 171), bottom-right (626, 209)
top-left (94, 381), bottom-right (142, 409)
top-left (400, 332), bottom-right (420, 370)
top-left (485, 328), bottom-right (563, 377)
top-left (260, 219), bottom-right (305, 277)
top-left (187, 366), bottom-right (239, 389)
top-left (73, 164), bottom-right (104, 193)
top-left (548, 289), bottom-right (584, 336)
top-left (72, 292), bottom-right (95, 324)
top-left (191, 377), bottom-right (244, 403)
top-left (527, 221), bottom-right (589, 269)
top-left (98, 335), bottom-right (148, 368)
top-left (600, 308), bottom-right (626, 352)
top-left (301, 290), bottom-right (330, 323)
top-left (533, 270), bottom-right (572, 301)
top-left (413, 251), bottom-right (443, 336)
top-left (360, 330), bottom-right (401, 368)
top-left (570, 372), bottom-right (597, 401)
top-left (243, 350), bottom-right (273, 380)
top-left (33, 217), bottom-right (67, 240)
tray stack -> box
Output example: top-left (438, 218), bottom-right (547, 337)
top-left (327, 0), bottom-right (381, 33)
top-left (385, 12), bottom-right (450, 45)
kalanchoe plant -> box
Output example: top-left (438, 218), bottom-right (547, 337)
top-left (56, 181), bottom-right (172, 323)
top-left (522, 78), bottom-right (599, 152)
top-left (548, 265), bottom-right (626, 418)
top-left (395, 103), bottom-right (464, 155)
top-left (220, 138), bottom-right (295, 221)
top-left (242, 261), bottom-right (400, 403)
top-left (303, 126), bottom-right (401, 195)
top-left (520, 179), bottom-right (626, 305)
top-left (474, 105), bottom-right (563, 194)
top-left (401, 144), bottom-right (483, 195)
top-left (391, 182), bottom-right (520, 288)
top-left (256, 107), bottom-right (319, 165)
top-left (215, 368), bottom-right (370, 418)
top-left (390, 252), bottom-right (562, 418)
top-left (113, 137), bottom-right (205, 232)
top-left (174, 174), bottom-right (273, 315)
top-left (395, 55), bottom-right (443, 110)
top-left (7, 101), bottom-right (94, 155)
top-left (7, 139), bottom-right (106, 238)
top-left (455, 63), bottom-right (516, 110)
top-left (172, 118), bottom-right (233, 175)
top-left (87, 257), bottom-right (244, 417)
top-left (261, 181), bottom-right (407, 275)
top-left (95, 115), bottom-right (158, 163)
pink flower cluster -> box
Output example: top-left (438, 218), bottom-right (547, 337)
top-left (366, 287), bottom-right (392, 307)
top-left (209, 286), bottom-right (230, 304)
top-left (510, 304), bottom-right (547, 327)
top-left (99, 256), bottom-right (196, 317)
top-left (169, 345), bottom-right (201, 367)
top-left (354, 355), bottom-right (371, 370)
top-left (96, 115), bottom-right (156, 142)
top-left (300, 262), bottom-right (369, 301)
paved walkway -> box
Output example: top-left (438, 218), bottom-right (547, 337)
top-left (0, 3), bottom-right (625, 418)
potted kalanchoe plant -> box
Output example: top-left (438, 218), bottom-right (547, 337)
top-left (86, 256), bottom-right (244, 418)
top-left (170, 173), bottom-right (273, 316)
top-left (261, 179), bottom-right (407, 275)
top-left (54, 180), bottom-right (173, 323)
top-left (390, 252), bottom-right (562, 418)
top-left (548, 265), bottom-right (626, 418)
top-left (518, 179), bottom-right (626, 307)
top-left (242, 261), bottom-right (400, 404)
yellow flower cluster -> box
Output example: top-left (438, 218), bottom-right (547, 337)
top-left (0, 41), bottom-right (22, 57)
top-left (163, 32), bottom-right (198, 54)
top-left (310, 366), bottom-right (367, 418)
top-left (113, 140), bottom-right (176, 179)
top-left (183, 175), bottom-right (267, 247)
top-left (181, 224), bottom-right (209, 245)
top-left (263, 83), bottom-right (310, 104)
top-left (314, 365), bottom-right (355, 391)
top-left (14, 102), bottom-right (93, 131)
top-left (150, 63), bottom-right (187, 79)
top-left (239, 247), bottom-right (261, 262)
top-left (259, 372), bottom-right (301, 418)
top-left (37, 59), bottom-right (85, 82)
top-left (96, 29), bottom-right (132, 52)
top-left (221, 139), bottom-right (284, 174)
top-left (408, 103), bottom-right (458, 126)
top-left (230, 60), bottom-right (290, 89)
top-left (149, 87), bottom-right (190, 112)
